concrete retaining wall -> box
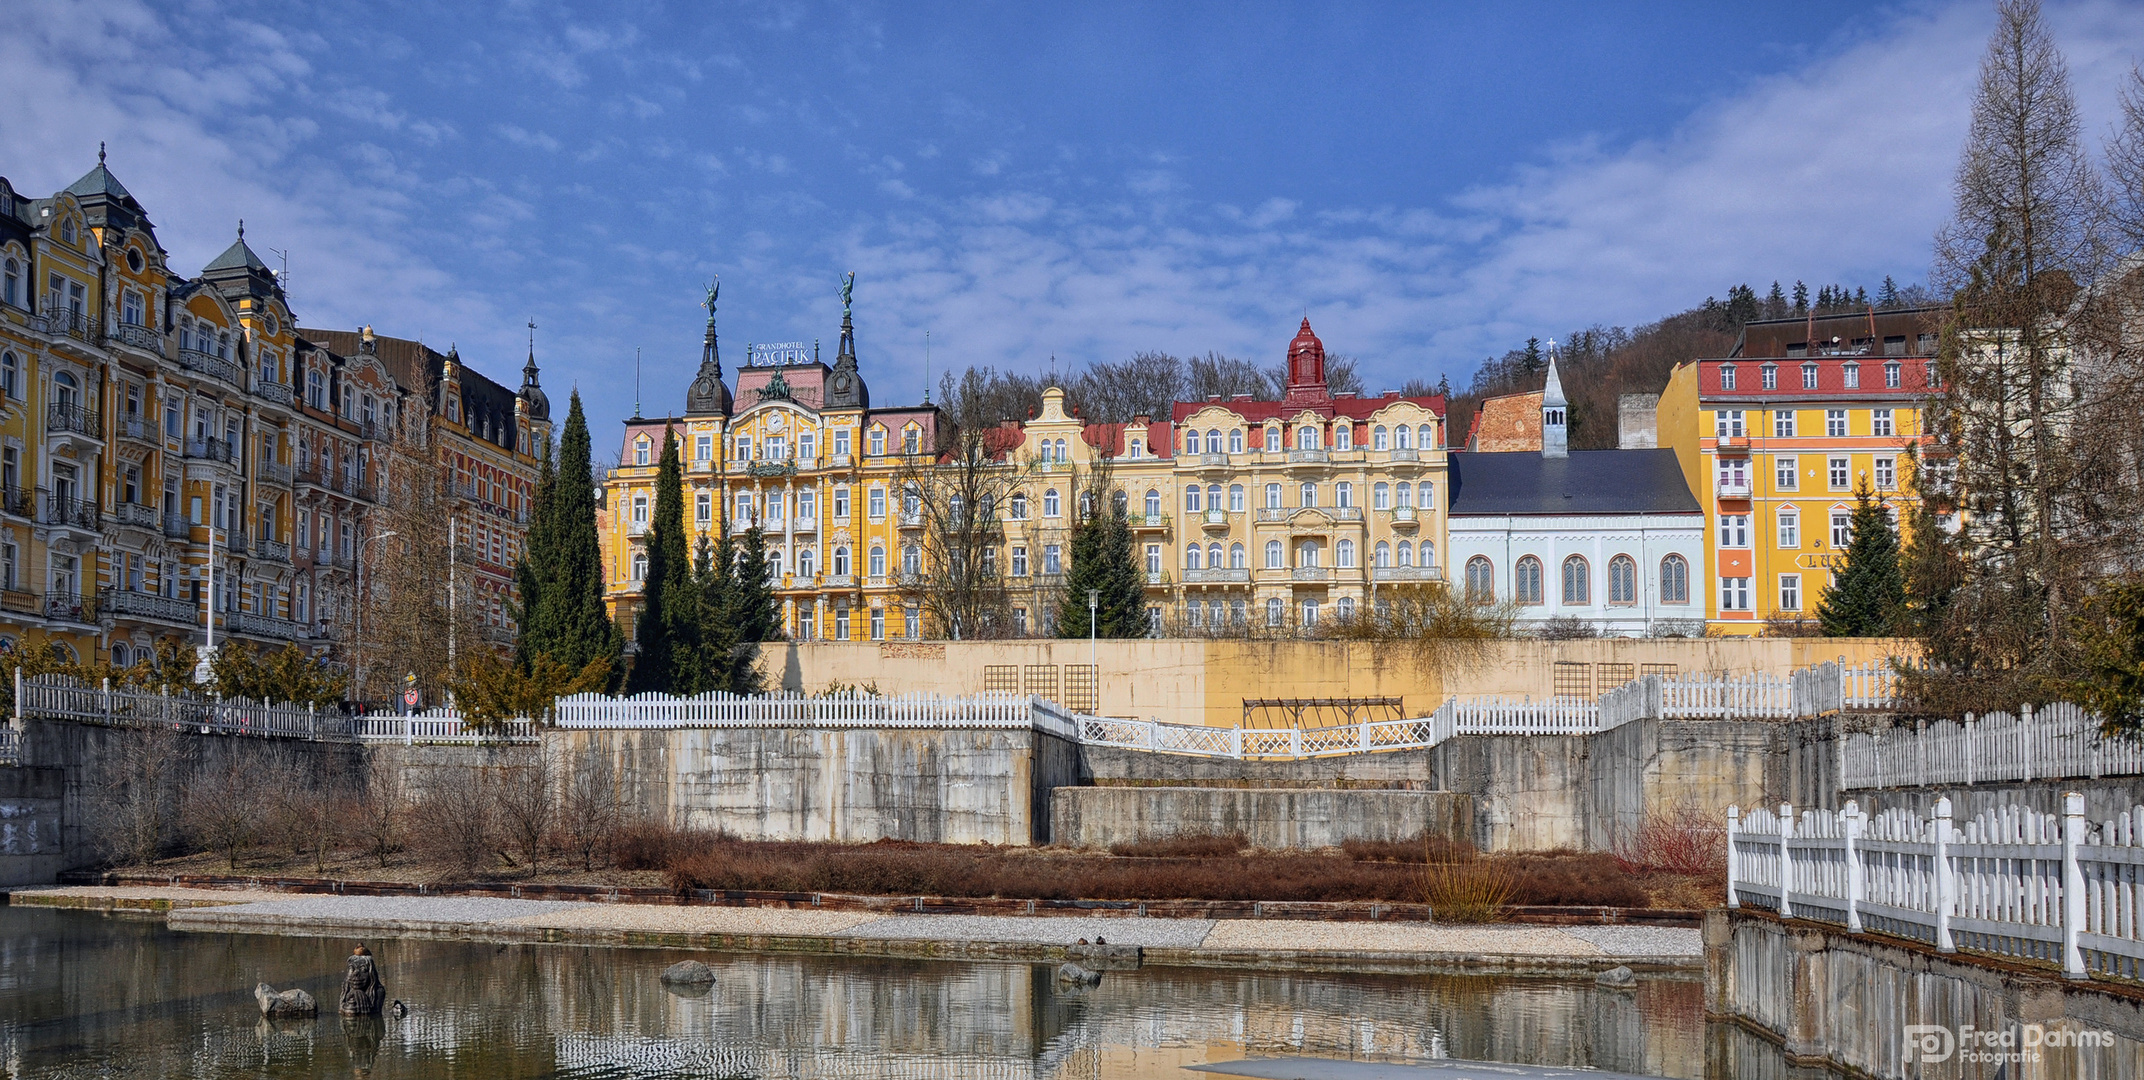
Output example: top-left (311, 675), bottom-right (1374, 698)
top-left (550, 726), bottom-right (1078, 846)
top-left (1049, 786), bottom-right (1471, 850)
top-left (1706, 909), bottom-right (2144, 1079)
top-left (0, 766), bottom-right (64, 886)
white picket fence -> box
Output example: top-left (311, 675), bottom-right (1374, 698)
top-left (1840, 702), bottom-right (2141, 789)
top-left (14, 673), bottom-right (535, 745)
top-left (1729, 794), bottom-right (2144, 981)
top-left (550, 691), bottom-right (1037, 731)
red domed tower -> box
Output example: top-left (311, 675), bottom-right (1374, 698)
top-left (1282, 317), bottom-right (1333, 411)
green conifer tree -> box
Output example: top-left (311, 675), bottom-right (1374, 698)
top-left (513, 392), bottom-right (620, 682)
top-left (692, 534), bottom-right (755, 694)
top-left (626, 429), bottom-right (693, 693)
top-left (730, 526), bottom-right (783, 645)
top-left (1058, 469), bottom-right (1148, 639)
top-left (1817, 484), bottom-right (1907, 637)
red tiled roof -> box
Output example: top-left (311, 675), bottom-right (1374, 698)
top-left (1081, 420), bottom-right (1174, 460)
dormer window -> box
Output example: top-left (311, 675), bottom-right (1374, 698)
top-left (868, 426), bottom-right (886, 456)
top-left (1761, 364), bottom-right (1778, 390)
top-left (1801, 363), bottom-right (1819, 389)
top-left (1843, 362), bottom-right (1860, 389)
top-left (634, 436), bottom-right (650, 467)
top-left (902, 426), bottom-right (919, 455)
top-left (1264, 426), bottom-right (1281, 453)
top-left (1884, 362), bottom-right (1901, 389)
top-left (1335, 424), bottom-right (1352, 451)
top-left (1719, 364), bottom-right (1736, 390)
top-left (1296, 426), bottom-right (1318, 450)
top-left (1129, 438), bottom-right (1143, 458)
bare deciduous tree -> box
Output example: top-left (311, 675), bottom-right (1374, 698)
top-left (556, 748), bottom-right (624, 872)
top-left (89, 725), bottom-right (185, 867)
top-left (895, 426), bottom-right (1044, 640)
top-left (494, 756), bottom-right (555, 872)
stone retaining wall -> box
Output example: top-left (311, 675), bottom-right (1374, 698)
top-left (1048, 786), bottom-right (1471, 850)
top-left (1705, 908), bottom-right (2144, 1079)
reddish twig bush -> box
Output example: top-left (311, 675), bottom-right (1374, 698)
top-left (1612, 805), bottom-right (1728, 878)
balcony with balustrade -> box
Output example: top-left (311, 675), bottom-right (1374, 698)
top-left (45, 402), bottom-right (103, 445)
top-left (1385, 506), bottom-right (1420, 530)
top-left (822, 574), bottom-right (856, 588)
top-left (43, 591), bottom-right (96, 625)
top-left (1200, 509), bottom-right (1231, 532)
top-left (44, 495), bottom-right (99, 535)
top-left (164, 513), bottom-right (192, 540)
top-left (897, 509), bottom-right (924, 529)
top-left (108, 501), bottom-right (160, 532)
top-left (231, 610), bottom-right (305, 641)
top-left (253, 380), bottom-right (295, 407)
top-left (1716, 477), bottom-right (1753, 501)
top-left (1372, 565), bottom-right (1443, 583)
top-left (37, 309), bottom-right (100, 352)
top-left (104, 588), bottom-right (199, 627)
top-left (1195, 452), bottom-right (1232, 472)
top-left (1133, 513), bottom-right (1171, 531)
top-left (791, 515), bottom-right (818, 533)
top-left (1290, 566), bottom-right (1331, 582)
top-left (115, 415), bottom-right (157, 447)
top-left (0, 487), bottom-right (34, 522)
top-left (1182, 567), bottom-right (1251, 584)
top-left (1386, 447), bottom-right (1422, 464)
top-left (1286, 449), bottom-right (1330, 469)
top-left (258, 460), bottom-right (294, 486)
top-left (105, 320), bottom-right (163, 357)
top-left (258, 539), bottom-right (291, 563)
top-left (176, 347), bottom-right (244, 387)
top-left (184, 437), bottom-right (235, 466)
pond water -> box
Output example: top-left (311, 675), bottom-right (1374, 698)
top-left (0, 906), bottom-right (1741, 1079)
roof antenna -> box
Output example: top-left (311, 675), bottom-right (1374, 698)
top-left (923, 329), bottom-right (931, 404)
top-left (634, 347), bottom-right (642, 417)
top-left (268, 247), bottom-right (290, 308)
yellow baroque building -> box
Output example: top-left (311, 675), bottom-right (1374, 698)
top-left (601, 312), bottom-right (1449, 639)
top-left (0, 152), bottom-right (546, 673)
top-left (1660, 307), bottom-right (1940, 633)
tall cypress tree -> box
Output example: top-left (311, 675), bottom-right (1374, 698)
top-left (514, 391), bottom-right (620, 681)
top-left (1818, 485), bottom-right (1907, 637)
top-left (627, 429), bottom-right (693, 693)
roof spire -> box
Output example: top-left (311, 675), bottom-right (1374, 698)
top-left (236, 218), bottom-right (244, 241)
top-left (98, 141), bottom-right (106, 165)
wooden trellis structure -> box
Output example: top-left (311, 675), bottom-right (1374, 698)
top-left (1241, 696), bottom-right (1406, 729)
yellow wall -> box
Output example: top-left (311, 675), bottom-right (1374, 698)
top-left (755, 636), bottom-right (1912, 726)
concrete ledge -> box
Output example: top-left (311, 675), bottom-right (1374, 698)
top-left (1050, 786), bottom-right (1471, 850)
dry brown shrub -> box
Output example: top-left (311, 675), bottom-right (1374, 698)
top-left (1340, 833), bottom-right (1475, 864)
top-left (1107, 832), bottom-right (1245, 858)
top-left (1420, 858), bottom-right (1515, 923)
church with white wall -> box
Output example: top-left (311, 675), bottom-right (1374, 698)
top-left (1446, 353), bottom-right (1705, 636)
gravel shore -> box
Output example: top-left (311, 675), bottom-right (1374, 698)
top-left (11, 886), bottom-right (1702, 968)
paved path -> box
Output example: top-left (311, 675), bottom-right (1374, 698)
top-left (7, 886), bottom-right (1702, 973)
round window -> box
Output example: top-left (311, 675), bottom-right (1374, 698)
top-left (265, 312), bottom-right (279, 336)
top-left (125, 247), bottom-right (143, 273)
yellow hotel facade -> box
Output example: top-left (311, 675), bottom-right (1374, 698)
top-left (1659, 307), bottom-right (1941, 633)
top-left (601, 313), bottom-right (1450, 639)
top-left (0, 153), bottom-right (546, 669)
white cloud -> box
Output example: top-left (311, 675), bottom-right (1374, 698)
top-left (495, 124), bottom-right (562, 152)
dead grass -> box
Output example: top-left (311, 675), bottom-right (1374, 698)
top-left (131, 821), bottom-right (1713, 910)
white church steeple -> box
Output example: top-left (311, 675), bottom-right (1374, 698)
top-left (1542, 339), bottom-right (1568, 459)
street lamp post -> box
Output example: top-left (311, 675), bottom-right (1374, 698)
top-left (1087, 587), bottom-right (1099, 679)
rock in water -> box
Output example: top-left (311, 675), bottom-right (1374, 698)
top-left (340, 952), bottom-right (387, 1016)
top-left (255, 982), bottom-right (318, 1018)
top-left (661, 960), bottom-right (716, 985)
top-left (1054, 962), bottom-right (1102, 989)
top-left (1595, 965), bottom-right (1636, 988)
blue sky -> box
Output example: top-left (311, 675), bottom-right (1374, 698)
top-left (5, 1), bottom-right (2143, 451)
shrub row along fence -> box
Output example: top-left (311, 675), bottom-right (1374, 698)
top-left (1727, 795), bottom-right (2144, 981)
top-left (1839, 702), bottom-right (2140, 790)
